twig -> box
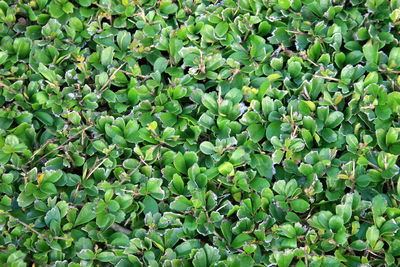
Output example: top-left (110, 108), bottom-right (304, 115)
top-left (10, 216), bottom-right (48, 241)
top-left (25, 255), bottom-right (52, 267)
top-left (22, 138), bottom-right (59, 169)
top-left (367, 249), bottom-right (385, 259)
top-left (0, 81), bottom-right (10, 89)
top-left (100, 63), bottom-right (127, 93)
top-left (85, 156), bottom-right (107, 181)
top-left (110, 223), bottom-right (132, 235)
top-left (217, 85), bottom-right (222, 107)
top-left (304, 246), bottom-right (309, 266)
top-left (286, 29), bottom-right (310, 36)
top-left (118, 69), bottom-right (151, 79)
top-left (379, 68), bottom-right (400, 74)
top-left (358, 218), bottom-right (374, 224)
top-left (29, 126), bottom-right (91, 166)
top-left (313, 75), bottom-right (341, 82)
top-left (53, 236), bottom-right (72, 241)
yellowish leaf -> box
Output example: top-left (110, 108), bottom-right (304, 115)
top-left (37, 173), bottom-right (44, 184)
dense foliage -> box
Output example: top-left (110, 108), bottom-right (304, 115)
top-left (1, 0), bottom-right (400, 266)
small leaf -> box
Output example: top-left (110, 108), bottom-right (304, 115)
top-left (218, 162), bottom-right (234, 176)
top-left (174, 152), bottom-right (186, 174)
top-left (154, 57), bottom-right (169, 73)
top-left (278, 0), bottom-right (291, 9)
top-left (38, 63), bottom-right (57, 83)
top-left (366, 226), bottom-right (379, 248)
top-left (247, 124), bottom-right (265, 143)
top-left (372, 194), bottom-right (387, 218)
top-left (170, 196), bottom-right (192, 212)
top-left (290, 199), bottom-right (310, 213)
top-left (346, 134), bottom-right (358, 150)
top-left (200, 141), bottom-right (215, 155)
top-left (386, 127), bottom-right (398, 146)
top-left (388, 47), bottom-right (400, 68)
top-left (231, 233), bottom-right (253, 248)
top-left (75, 203), bottom-right (97, 226)
top-left (202, 94), bottom-right (218, 114)
top-left (325, 111), bottom-right (344, 129)
top-left (363, 41), bottom-right (379, 64)
top-left (101, 47), bottom-right (114, 66)
top-left (215, 22), bottom-right (229, 38)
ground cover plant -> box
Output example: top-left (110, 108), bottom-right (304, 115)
top-left (1, 0), bottom-right (400, 266)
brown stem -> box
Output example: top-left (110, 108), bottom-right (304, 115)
top-left (28, 126), bottom-right (92, 166)
top-left (110, 223), bottom-right (132, 235)
top-left (85, 156), bottom-right (108, 181)
top-left (313, 75), bottom-right (341, 82)
top-left (9, 215), bottom-right (48, 241)
top-left (100, 63), bottom-right (127, 93)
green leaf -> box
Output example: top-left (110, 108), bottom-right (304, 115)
top-left (69, 17), bottom-right (83, 32)
top-left (247, 124), bottom-right (265, 142)
top-left (154, 57), bottom-right (169, 73)
top-left (77, 249), bottom-right (95, 260)
top-left (142, 196), bottom-right (159, 215)
top-left (366, 226), bottom-right (379, 248)
top-left (13, 38), bottom-right (31, 59)
top-left (288, 61), bottom-right (302, 77)
top-left (0, 51), bottom-right (8, 65)
top-left (171, 173), bottom-right (184, 194)
top-left (172, 85), bottom-right (187, 99)
top-left (93, 140), bottom-right (107, 152)
top-left (250, 154), bottom-right (274, 178)
top-left (97, 252), bottom-right (115, 262)
top-left (278, 0), bottom-right (291, 9)
top-left (274, 250), bottom-right (294, 267)
top-left (175, 239), bottom-right (201, 257)
top-left (321, 128), bottom-right (337, 143)
top-left (388, 92), bottom-right (400, 114)
top-left (215, 22), bottom-right (229, 38)
top-left (117, 31), bottom-right (131, 51)
top-left (231, 233), bottom-right (253, 248)
top-left (43, 170), bottom-right (63, 183)
top-left (363, 40), bottom-right (379, 64)
top-left (388, 47), bottom-right (400, 68)
top-left (325, 111), bottom-right (344, 129)
top-left (38, 63), bottom-right (57, 83)
top-left (279, 224), bottom-right (296, 238)
top-left (202, 94), bottom-right (218, 114)
top-left (386, 127), bottom-right (398, 146)
top-left (350, 240), bottom-right (367, 251)
top-left (375, 105), bottom-right (392, 120)
top-left (170, 196), bottom-right (192, 212)
top-left (346, 134), bottom-right (358, 151)
top-left (328, 215), bottom-right (344, 232)
top-left (372, 194), bottom-right (387, 218)
top-left (200, 141), bottom-right (215, 155)
top-left (159, 1), bottom-right (178, 14)
top-left (174, 152), bottom-right (186, 174)
top-left (147, 178), bottom-right (165, 200)
top-left (75, 203), bottom-right (97, 226)
top-left (290, 199), bottom-right (310, 213)
top-left (266, 121), bottom-right (282, 140)
top-left (101, 47), bottom-right (114, 66)
top-left (68, 111), bottom-right (81, 125)
top-left (49, 2), bottom-right (64, 18)
top-left (44, 206), bottom-right (61, 226)
top-left (218, 162), bottom-right (234, 176)
top-left (193, 249), bottom-right (207, 267)
top-left (34, 111), bottom-right (54, 126)
top-left (77, 0), bottom-right (91, 7)
top-left (62, 2), bottom-right (74, 14)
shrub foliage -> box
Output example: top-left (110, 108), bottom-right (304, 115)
top-left (1, 0), bottom-right (400, 266)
